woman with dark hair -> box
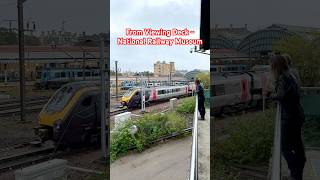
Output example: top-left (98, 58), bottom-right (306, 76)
top-left (271, 55), bottom-right (306, 180)
top-left (282, 54), bottom-right (301, 85)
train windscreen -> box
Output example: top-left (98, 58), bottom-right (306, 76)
top-left (123, 89), bottom-right (135, 97)
top-left (46, 86), bottom-right (75, 113)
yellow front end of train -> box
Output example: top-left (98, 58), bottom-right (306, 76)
top-left (35, 82), bottom-right (100, 145)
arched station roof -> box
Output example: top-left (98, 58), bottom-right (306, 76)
top-left (237, 25), bottom-right (293, 56)
top-left (210, 35), bottom-right (235, 49)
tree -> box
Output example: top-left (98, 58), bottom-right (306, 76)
top-left (0, 31), bottom-right (17, 45)
top-left (273, 35), bottom-right (320, 86)
top-left (196, 71), bottom-right (209, 89)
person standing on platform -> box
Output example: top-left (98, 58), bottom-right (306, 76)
top-left (271, 55), bottom-right (306, 180)
top-left (195, 79), bottom-right (205, 120)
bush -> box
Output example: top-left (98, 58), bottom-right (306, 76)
top-left (176, 97), bottom-right (196, 114)
top-left (214, 108), bottom-right (275, 166)
top-left (303, 117), bottom-right (320, 147)
top-left (110, 112), bottom-right (188, 162)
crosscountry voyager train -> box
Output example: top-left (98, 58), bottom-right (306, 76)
top-left (211, 71), bottom-right (273, 115)
top-left (35, 81), bottom-right (104, 146)
top-left (121, 84), bottom-right (196, 108)
top-left (35, 81), bottom-right (196, 145)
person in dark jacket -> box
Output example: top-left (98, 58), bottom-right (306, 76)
top-left (195, 79), bottom-right (205, 120)
top-left (271, 55), bottom-right (306, 180)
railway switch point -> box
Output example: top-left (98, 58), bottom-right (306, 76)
top-left (14, 159), bottom-right (68, 180)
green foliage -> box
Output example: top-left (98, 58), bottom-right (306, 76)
top-left (214, 108), bottom-right (275, 166)
top-left (110, 112), bottom-right (188, 162)
top-left (273, 35), bottom-right (320, 86)
top-left (303, 117), bottom-right (320, 147)
top-left (0, 28), bottom-right (40, 45)
top-left (176, 97), bottom-right (196, 114)
top-left (0, 30), bottom-right (17, 45)
top-left (196, 71), bottom-right (210, 89)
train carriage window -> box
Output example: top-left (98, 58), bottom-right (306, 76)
top-left (158, 90), bottom-right (166, 95)
top-left (81, 96), bottom-right (92, 107)
top-left (77, 72), bottom-right (83, 77)
top-left (55, 72), bottom-right (60, 78)
top-left (213, 84), bottom-right (225, 96)
top-left (61, 72), bottom-right (66, 78)
top-left (85, 72), bottom-right (91, 76)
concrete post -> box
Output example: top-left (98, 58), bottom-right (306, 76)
top-left (169, 98), bottom-right (177, 111)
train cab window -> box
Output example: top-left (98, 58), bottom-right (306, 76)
top-left (81, 96), bottom-right (92, 107)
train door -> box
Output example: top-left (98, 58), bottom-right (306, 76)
top-left (67, 92), bottom-right (99, 144)
top-left (240, 78), bottom-right (249, 102)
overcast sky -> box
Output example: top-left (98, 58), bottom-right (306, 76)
top-left (110, 0), bottom-right (209, 72)
top-left (211, 0), bottom-right (320, 31)
top-left (0, 0), bottom-right (109, 34)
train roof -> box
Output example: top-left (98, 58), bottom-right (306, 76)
top-left (211, 71), bottom-right (270, 81)
top-left (128, 85), bottom-right (188, 91)
top-left (60, 81), bottom-right (101, 91)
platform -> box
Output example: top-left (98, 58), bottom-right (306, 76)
top-left (282, 149), bottom-right (320, 180)
top-left (198, 108), bottom-right (210, 180)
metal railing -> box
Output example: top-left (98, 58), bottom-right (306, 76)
top-left (189, 95), bottom-right (198, 180)
top-left (270, 103), bottom-right (281, 180)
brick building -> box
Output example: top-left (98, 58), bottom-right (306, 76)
top-left (153, 61), bottom-right (175, 77)
top-left (0, 46), bottom-right (108, 82)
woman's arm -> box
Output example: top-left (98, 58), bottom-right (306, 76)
top-left (275, 76), bottom-right (292, 101)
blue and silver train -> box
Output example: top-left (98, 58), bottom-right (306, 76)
top-left (35, 68), bottom-right (100, 89)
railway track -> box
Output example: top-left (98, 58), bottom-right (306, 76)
top-left (0, 97), bottom-right (49, 117)
top-left (0, 124), bottom-right (193, 174)
top-left (0, 141), bottom-right (55, 174)
top-left (0, 96), bottom-right (49, 106)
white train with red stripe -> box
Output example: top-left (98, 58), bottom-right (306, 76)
top-left (211, 71), bottom-right (273, 115)
top-left (121, 85), bottom-right (195, 108)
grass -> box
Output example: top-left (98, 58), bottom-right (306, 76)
top-left (110, 112), bottom-right (188, 162)
top-left (212, 108), bottom-right (276, 179)
top-left (303, 117), bottom-right (320, 147)
top-left (176, 96), bottom-right (196, 114)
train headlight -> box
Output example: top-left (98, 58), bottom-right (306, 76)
top-left (53, 119), bottom-right (63, 130)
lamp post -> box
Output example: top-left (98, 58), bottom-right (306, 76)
top-left (17, 0), bottom-right (26, 122)
top-left (86, 35), bottom-right (108, 160)
top-left (98, 36), bottom-right (107, 160)
top-left (115, 60), bottom-right (118, 100)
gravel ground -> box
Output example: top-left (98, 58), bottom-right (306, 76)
top-left (0, 113), bottom-right (39, 148)
top-left (111, 136), bottom-right (192, 180)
